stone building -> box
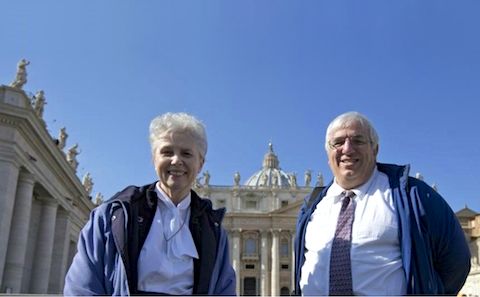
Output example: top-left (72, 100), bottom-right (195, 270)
top-left (1, 61), bottom-right (479, 295)
top-left (194, 143), bottom-right (321, 296)
top-left (194, 143), bottom-right (480, 296)
top-left (0, 76), bottom-right (94, 293)
top-left (457, 207), bottom-right (480, 296)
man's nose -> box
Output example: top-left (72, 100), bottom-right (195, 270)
top-left (342, 138), bottom-right (355, 152)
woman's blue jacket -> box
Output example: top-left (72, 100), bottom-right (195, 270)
top-left (64, 182), bottom-right (236, 296)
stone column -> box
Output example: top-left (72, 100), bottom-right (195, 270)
top-left (48, 209), bottom-right (71, 293)
top-left (30, 198), bottom-right (58, 293)
top-left (0, 158), bottom-right (20, 285)
top-left (291, 231), bottom-right (296, 292)
top-left (2, 171), bottom-right (35, 293)
top-left (233, 191), bottom-right (242, 212)
top-left (271, 229), bottom-right (280, 296)
top-left (231, 229), bottom-right (241, 296)
top-left (260, 230), bottom-right (270, 296)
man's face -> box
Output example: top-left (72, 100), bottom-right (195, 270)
top-left (327, 121), bottom-right (378, 189)
top-left (152, 131), bottom-right (204, 203)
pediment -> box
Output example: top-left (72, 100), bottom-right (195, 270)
top-left (456, 206), bottom-right (479, 218)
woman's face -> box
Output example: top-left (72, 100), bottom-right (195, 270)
top-left (152, 131), bottom-right (204, 204)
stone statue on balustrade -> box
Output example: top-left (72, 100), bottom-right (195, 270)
top-left (290, 172), bottom-right (297, 189)
top-left (67, 144), bottom-right (80, 170)
top-left (57, 127), bottom-right (68, 150)
top-left (32, 90), bottom-right (47, 118)
top-left (10, 59), bottom-right (30, 89)
top-left (316, 172), bottom-right (324, 187)
top-left (234, 171), bottom-right (241, 187)
top-left (203, 170), bottom-right (210, 187)
top-left (304, 170), bottom-right (312, 187)
top-left (94, 192), bottom-right (104, 205)
top-left (82, 172), bottom-right (94, 195)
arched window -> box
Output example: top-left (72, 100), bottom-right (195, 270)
top-left (280, 287), bottom-right (290, 296)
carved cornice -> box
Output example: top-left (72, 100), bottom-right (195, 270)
top-left (0, 115), bottom-right (20, 127)
top-left (1, 100), bottom-right (94, 213)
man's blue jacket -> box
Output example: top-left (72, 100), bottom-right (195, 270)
top-left (64, 182), bottom-right (236, 296)
top-left (294, 163), bottom-right (471, 295)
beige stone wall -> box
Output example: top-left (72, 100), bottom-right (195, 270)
top-left (0, 86), bottom-right (94, 294)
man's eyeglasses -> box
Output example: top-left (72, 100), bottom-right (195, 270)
top-left (328, 136), bottom-right (371, 150)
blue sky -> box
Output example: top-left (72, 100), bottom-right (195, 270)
top-left (1, 1), bottom-right (479, 212)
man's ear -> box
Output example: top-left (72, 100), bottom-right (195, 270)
top-left (151, 149), bottom-right (157, 164)
top-left (374, 144), bottom-right (379, 156)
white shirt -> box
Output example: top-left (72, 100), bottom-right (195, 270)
top-left (137, 183), bottom-right (199, 294)
top-left (300, 168), bottom-right (407, 295)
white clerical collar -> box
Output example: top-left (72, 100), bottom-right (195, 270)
top-left (155, 182), bottom-right (191, 210)
top-left (330, 166), bottom-right (379, 202)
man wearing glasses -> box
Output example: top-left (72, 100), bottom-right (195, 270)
top-left (294, 111), bottom-right (470, 295)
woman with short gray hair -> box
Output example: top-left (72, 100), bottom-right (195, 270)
top-left (65, 112), bottom-right (236, 296)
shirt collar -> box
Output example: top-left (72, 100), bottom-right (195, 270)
top-left (329, 166), bottom-right (379, 203)
top-left (155, 182), bottom-right (191, 211)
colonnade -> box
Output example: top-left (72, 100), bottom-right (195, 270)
top-left (0, 164), bottom-right (75, 294)
top-left (230, 228), bottom-right (296, 296)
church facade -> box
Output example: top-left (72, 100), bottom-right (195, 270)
top-left (193, 143), bottom-right (319, 296)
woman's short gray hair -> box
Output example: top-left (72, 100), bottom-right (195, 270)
top-left (325, 111), bottom-right (379, 151)
top-left (149, 112), bottom-right (208, 159)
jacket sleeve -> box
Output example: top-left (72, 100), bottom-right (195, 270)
top-left (64, 206), bottom-right (112, 295)
top-left (418, 183), bottom-right (471, 294)
top-left (209, 228), bottom-right (236, 295)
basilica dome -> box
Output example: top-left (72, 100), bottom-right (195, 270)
top-left (244, 143), bottom-right (292, 188)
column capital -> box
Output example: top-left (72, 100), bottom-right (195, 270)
top-left (270, 228), bottom-right (282, 235)
top-left (17, 170), bottom-right (35, 185)
top-left (37, 196), bottom-right (58, 207)
top-left (231, 228), bottom-right (242, 236)
top-left (0, 154), bottom-right (22, 169)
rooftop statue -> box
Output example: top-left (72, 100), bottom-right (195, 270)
top-left (32, 90), bottom-right (47, 118)
top-left (304, 170), bottom-right (312, 187)
top-left (290, 172), bottom-right (297, 188)
top-left (10, 59), bottom-right (30, 89)
top-left (203, 170), bottom-right (210, 186)
top-left (94, 192), bottom-right (104, 205)
top-left (234, 171), bottom-right (241, 187)
top-left (316, 172), bottom-right (324, 187)
top-left (82, 172), bottom-right (94, 195)
top-left (67, 144), bottom-right (80, 170)
top-left (58, 127), bottom-right (68, 150)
